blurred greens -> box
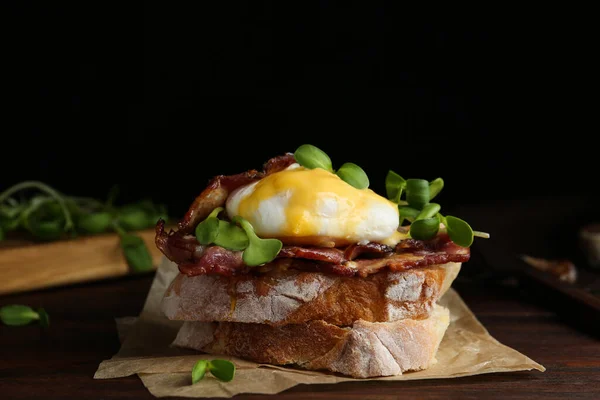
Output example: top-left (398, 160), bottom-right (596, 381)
top-left (0, 304), bottom-right (49, 328)
top-left (0, 181), bottom-right (169, 272)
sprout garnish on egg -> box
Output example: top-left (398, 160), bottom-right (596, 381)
top-left (293, 144), bottom-right (334, 173)
top-left (335, 162), bottom-right (370, 190)
top-left (294, 144), bottom-right (370, 189)
top-left (193, 144), bottom-right (488, 268)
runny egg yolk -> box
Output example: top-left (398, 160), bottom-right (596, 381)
top-left (225, 164), bottom-right (404, 247)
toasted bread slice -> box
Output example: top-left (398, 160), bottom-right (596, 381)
top-left (162, 262), bottom-right (460, 326)
top-left (172, 304), bottom-right (450, 378)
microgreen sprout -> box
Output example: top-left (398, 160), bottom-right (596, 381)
top-left (294, 144), bottom-right (370, 189)
top-left (194, 211), bottom-right (282, 266)
top-left (335, 162), bottom-right (370, 190)
top-left (195, 207), bottom-right (222, 245)
top-left (233, 216), bottom-right (283, 267)
top-left (0, 181), bottom-right (168, 272)
top-left (385, 170), bottom-right (406, 203)
top-left (192, 359), bottom-right (236, 384)
top-left (0, 305), bottom-right (49, 328)
top-left (385, 171), bottom-right (488, 246)
top-left (294, 144), bottom-right (333, 172)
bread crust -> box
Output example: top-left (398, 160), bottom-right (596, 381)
top-left (172, 304), bottom-right (450, 378)
top-left (162, 263), bottom-right (460, 326)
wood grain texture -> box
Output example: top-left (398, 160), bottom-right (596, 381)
top-left (0, 273), bottom-right (599, 399)
top-left (0, 229), bottom-right (163, 296)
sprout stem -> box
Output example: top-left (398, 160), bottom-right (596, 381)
top-left (0, 181), bottom-right (74, 231)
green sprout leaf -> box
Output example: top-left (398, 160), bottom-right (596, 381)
top-left (118, 230), bottom-right (154, 272)
top-left (1, 217), bottom-right (20, 232)
top-left (409, 216), bottom-right (441, 241)
top-left (0, 181), bottom-right (74, 233)
top-left (214, 220), bottom-right (249, 251)
top-left (117, 207), bottom-right (150, 231)
top-left (0, 202), bottom-right (24, 219)
top-left (335, 162), bottom-right (370, 189)
top-left (2, 216), bottom-right (21, 231)
top-left (233, 216), bottom-right (282, 267)
top-left (0, 181), bottom-right (171, 268)
top-left (31, 220), bottom-right (64, 241)
top-left (294, 144), bottom-right (333, 172)
top-left (77, 212), bottom-right (113, 233)
top-left (405, 179), bottom-right (430, 210)
top-left (37, 308), bottom-right (50, 328)
top-left (429, 178), bottom-right (444, 201)
top-left (399, 206), bottom-right (420, 225)
top-left (195, 207), bottom-right (223, 245)
top-left (208, 359), bottom-right (236, 382)
top-left (416, 203), bottom-right (441, 220)
top-left (445, 215), bottom-right (474, 247)
top-left (385, 170), bottom-right (406, 203)
top-left (191, 359), bottom-right (236, 384)
top-left (127, 200), bottom-right (169, 227)
top-left (0, 305), bottom-right (43, 326)
top-left (0, 202), bottom-right (25, 232)
top-left (20, 198), bottom-right (66, 241)
top-left (382, 171), bottom-right (485, 245)
top-left (192, 360), bottom-right (209, 384)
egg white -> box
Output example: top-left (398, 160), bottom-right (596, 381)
top-left (225, 165), bottom-right (402, 246)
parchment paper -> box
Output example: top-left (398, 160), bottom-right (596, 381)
top-left (95, 257), bottom-right (545, 398)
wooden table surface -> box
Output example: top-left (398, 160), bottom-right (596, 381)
top-left (1, 263), bottom-right (599, 400)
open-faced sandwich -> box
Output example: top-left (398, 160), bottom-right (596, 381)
top-left (155, 144), bottom-right (487, 378)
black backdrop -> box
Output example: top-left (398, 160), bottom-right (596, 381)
top-left (1, 3), bottom-right (594, 219)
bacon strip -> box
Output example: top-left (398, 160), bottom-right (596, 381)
top-left (351, 248), bottom-right (470, 278)
top-left (278, 246), bottom-right (346, 264)
top-left (179, 246), bottom-right (245, 276)
top-left (163, 232), bottom-right (470, 277)
top-left (344, 242), bottom-right (393, 260)
top-left (262, 152), bottom-right (296, 175)
top-left (177, 171), bottom-right (262, 234)
top-left (176, 153), bottom-right (297, 234)
top-left (155, 219), bottom-right (203, 264)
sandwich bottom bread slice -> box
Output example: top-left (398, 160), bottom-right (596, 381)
top-left (172, 304), bottom-right (450, 378)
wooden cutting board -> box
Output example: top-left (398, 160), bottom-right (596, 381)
top-left (0, 229), bottom-right (164, 296)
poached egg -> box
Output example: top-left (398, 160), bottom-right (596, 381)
top-left (226, 163), bottom-right (404, 247)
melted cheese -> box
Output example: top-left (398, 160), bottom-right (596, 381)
top-left (226, 164), bottom-right (402, 246)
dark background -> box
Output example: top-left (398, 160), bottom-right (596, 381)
top-left (1, 3), bottom-right (595, 229)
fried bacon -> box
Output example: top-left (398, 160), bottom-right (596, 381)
top-left (351, 247), bottom-right (470, 278)
top-left (177, 171), bottom-right (261, 234)
top-left (177, 153), bottom-right (297, 234)
top-left (394, 234), bottom-right (466, 255)
top-left (278, 246), bottom-right (346, 264)
top-left (344, 242), bottom-right (393, 260)
top-left (262, 152), bottom-right (296, 175)
top-left (158, 224), bottom-right (470, 277)
top-left (155, 219), bottom-right (203, 264)
top-left (179, 246), bottom-right (246, 276)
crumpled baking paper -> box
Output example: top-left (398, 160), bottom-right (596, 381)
top-left (94, 257), bottom-right (545, 398)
